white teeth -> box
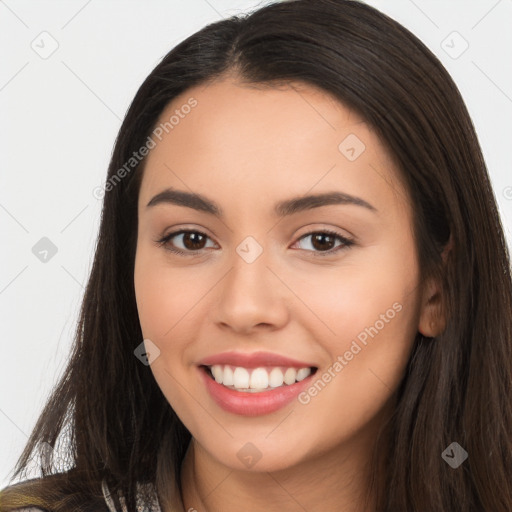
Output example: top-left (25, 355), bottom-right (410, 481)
top-left (223, 366), bottom-right (234, 386)
top-left (250, 368), bottom-right (269, 389)
top-left (269, 367), bottom-right (284, 388)
top-left (233, 367), bottom-right (250, 389)
top-left (207, 364), bottom-right (313, 391)
top-left (283, 368), bottom-right (297, 385)
top-left (211, 364), bottom-right (223, 383)
top-left (296, 367), bottom-right (311, 381)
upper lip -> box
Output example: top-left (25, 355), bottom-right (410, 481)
top-left (198, 351), bottom-right (317, 369)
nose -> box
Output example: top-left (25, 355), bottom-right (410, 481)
top-left (213, 243), bottom-right (290, 334)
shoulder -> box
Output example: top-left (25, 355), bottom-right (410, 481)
top-left (0, 477), bottom-right (49, 512)
top-left (10, 509), bottom-right (46, 512)
top-left (1, 476), bottom-right (167, 512)
top-left (0, 473), bottom-right (108, 512)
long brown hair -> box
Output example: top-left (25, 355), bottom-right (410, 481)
top-left (2, 0), bottom-right (511, 510)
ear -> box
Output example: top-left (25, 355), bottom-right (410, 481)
top-left (417, 235), bottom-right (453, 338)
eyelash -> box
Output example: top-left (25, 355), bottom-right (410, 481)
top-left (155, 229), bottom-right (354, 257)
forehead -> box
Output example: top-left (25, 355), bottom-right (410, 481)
top-left (138, 78), bottom-right (409, 220)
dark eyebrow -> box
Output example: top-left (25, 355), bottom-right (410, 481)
top-left (146, 188), bottom-right (377, 217)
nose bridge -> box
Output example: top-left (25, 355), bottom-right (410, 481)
top-left (214, 232), bottom-right (288, 330)
top-left (227, 233), bottom-right (270, 294)
top-left (234, 234), bottom-right (266, 266)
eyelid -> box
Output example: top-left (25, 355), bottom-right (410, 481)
top-left (155, 227), bottom-right (355, 257)
top-left (292, 229), bottom-right (354, 257)
top-left (155, 229), bottom-right (217, 255)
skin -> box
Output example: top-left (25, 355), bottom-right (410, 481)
top-left (134, 77), bottom-right (445, 512)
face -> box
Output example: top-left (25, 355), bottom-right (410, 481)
top-left (134, 78), bottom-right (432, 473)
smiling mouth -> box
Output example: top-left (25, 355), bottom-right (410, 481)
top-left (201, 364), bottom-right (318, 393)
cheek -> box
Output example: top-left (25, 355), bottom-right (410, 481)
top-left (133, 245), bottom-right (219, 408)
top-left (283, 239), bottom-right (420, 350)
top-left (134, 246), bottom-right (207, 341)
top-left (134, 248), bottom-right (189, 391)
top-left (300, 315), bottom-right (415, 455)
top-left (289, 243), bottom-right (420, 423)
top-left (306, 271), bottom-right (418, 456)
top-left (289, 291), bottom-right (418, 462)
top-left (134, 248), bottom-right (205, 422)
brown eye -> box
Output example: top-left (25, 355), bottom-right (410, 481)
top-left (311, 233), bottom-right (336, 251)
top-left (294, 230), bottom-right (354, 256)
top-left (157, 230), bottom-right (216, 255)
top-left (181, 232), bottom-right (207, 250)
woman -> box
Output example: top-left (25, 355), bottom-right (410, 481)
top-left (2, 0), bottom-right (511, 510)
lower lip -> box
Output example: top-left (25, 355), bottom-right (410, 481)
top-left (199, 366), bottom-right (315, 416)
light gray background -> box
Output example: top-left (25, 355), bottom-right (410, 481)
top-left (1, 0), bottom-right (511, 487)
